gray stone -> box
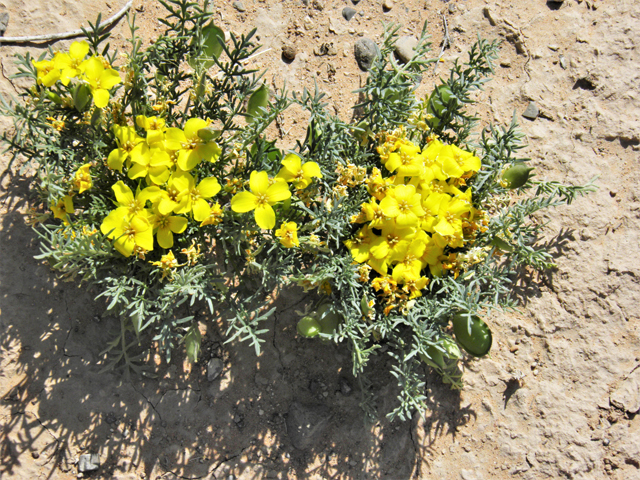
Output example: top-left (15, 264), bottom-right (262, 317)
top-left (78, 453), bottom-right (100, 473)
top-left (395, 36), bottom-right (418, 63)
top-left (0, 12), bottom-right (9, 36)
top-left (285, 401), bottom-right (332, 449)
top-left (207, 357), bottom-right (224, 381)
top-left (282, 44), bottom-right (297, 61)
top-left (354, 38), bottom-right (379, 71)
top-left (382, 0), bottom-right (394, 12)
top-left (610, 368), bottom-right (640, 413)
top-left (522, 102), bottom-right (539, 120)
top-left (232, 1), bottom-right (246, 12)
top-left (342, 7), bottom-right (357, 21)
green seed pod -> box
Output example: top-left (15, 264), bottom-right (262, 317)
top-left (297, 316), bottom-right (321, 338)
top-left (197, 126), bottom-right (221, 142)
top-left (502, 163), bottom-right (534, 189)
top-left (419, 346), bottom-right (445, 370)
top-left (490, 236), bottom-right (513, 252)
top-left (46, 91), bottom-right (63, 105)
top-left (426, 85), bottom-right (454, 127)
top-left (72, 84), bottom-right (92, 112)
top-left (246, 84), bottom-right (269, 123)
top-left (440, 337), bottom-right (462, 360)
top-left (452, 314), bottom-right (493, 357)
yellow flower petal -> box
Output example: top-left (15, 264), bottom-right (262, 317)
top-left (254, 204), bottom-right (276, 229)
top-left (231, 191), bottom-right (258, 213)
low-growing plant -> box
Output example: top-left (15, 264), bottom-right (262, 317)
top-left (1, 1), bottom-right (594, 419)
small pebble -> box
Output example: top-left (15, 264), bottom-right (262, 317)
top-left (448, 3), bottom-right (456, 14)
top-left (232, 1), bottom-right (246, 12)
top-left (342, 7), bottom-right (357, 21)
top-left (313, 0), bottom-right (325, 11)
top-left (282, 44), bottom-right (297, 61)
top-left (395, 36), bottom-right (418, 63)
top-left (382, 0), bottom-right (394, 12)
top-left (603, 438), bottom-right (610, 446)
top-left (354, 38), bottom-right (379, 71)
top-left (559, 55), bottom-right (568, 69)
top-left (522, 102), bottom-right (539, 120)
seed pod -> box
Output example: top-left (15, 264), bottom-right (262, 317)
top-left (452, 313), bottom-right (493, 357)
top-left (502, 163), bottom-right (534, 189)
top-left (297, 316), bottom-right (321, 338)
top-left (315, 304), bottom-right (342, 334)
top-left (426, 85), bottom-right (454, 127)
top-left (46, 91), bottom-right (63, 105)
top-left (72, 84), bottom-right (92, 112)
top-left (197, 126), bottom-right (221, 142)
top-left (419, 346), bottom-right (445, 369)
top-left (246, 84), bottom-right (269, 123)
top-left (490, 236), bottom-right (513, 252)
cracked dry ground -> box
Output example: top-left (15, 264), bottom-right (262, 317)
top-left (1, 0), bottom-right (640, 479)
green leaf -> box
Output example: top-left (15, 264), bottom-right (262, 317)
top-left (184, 324), bottom-right (202, 363)
top-left (246, 84), bottom-right (269, 123)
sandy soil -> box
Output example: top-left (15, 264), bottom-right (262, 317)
top-left (1, 0), bottom-right (639, 479)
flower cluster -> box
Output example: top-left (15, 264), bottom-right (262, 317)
top-left (230, 153), bottom-right (322, 230)
top-left (32, 40), bottom-right (121, 108)
top-left (99, 116), bottom-right (222, 257)
top-left (346, 128), bottom-right (485, 312)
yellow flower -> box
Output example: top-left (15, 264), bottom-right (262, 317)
top-left (128, 148), bottom-right (172, 185)
top-left (32, 58), bottom-right (60, 87)
top-left (150, 251), bottom-right (181, 280)
top-left (276, 153), bottom-right (322, 190)
top-left (51, 195), bottom-right (74, 225)
top-left (275, 221), bottom-right (299, 248)
top-left (379, 184), bottom-right (425, 226)
top-left (172, 172), bottom-right (222, 222)
top-left (165, 118), bottom-right (221, 171)
top-left (149, 205), bottom-right (188, 249)
top-left (81, 57), bottom-right (122, 109)
top-left (136, 115), bottom-right (166, 145)
top-left (73, 163), bottom-right (92, 194)
top-left (100, 207), bottom-right (154, 257)
top-left (54, 41), bottom-right (90, 85)
top-left (107, 125), bottom-right (147, 172)
top-left (344, 225), bottom-right (376, 264)
top-left (200, 202), bottom-right (224, 226)
top-left (230, 170), bottom-right (291, 229)
top-left (111, 181), bottom-right (162, 217)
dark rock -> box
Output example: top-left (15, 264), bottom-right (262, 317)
top-left (339, 377), bottom-right (353, 396)
top-left (343, 7), bottom-right (357, 21)
top-left (352, 0), bottom-right (361, 4)
top-left (522, 102), bottom-right (539, 120)
top-left (207, 357), bottom-right (224, 381)
top-left (286, 401), bottom-right (332, 449)
top-left (78, 453), bottom-right (100, 473)
top-left (0, 12), bottom-right (9, 36)
top-left (232, 1), bottom-right (246, 12)
top-left (282, 44), bottom-right (297, 61)
top-left (354, 38), bottom-right (379, 71)
top-left (395, 36), bottom-right (418, 63)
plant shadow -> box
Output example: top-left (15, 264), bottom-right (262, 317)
top-left (0, 165), bottom-right (472, 479)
